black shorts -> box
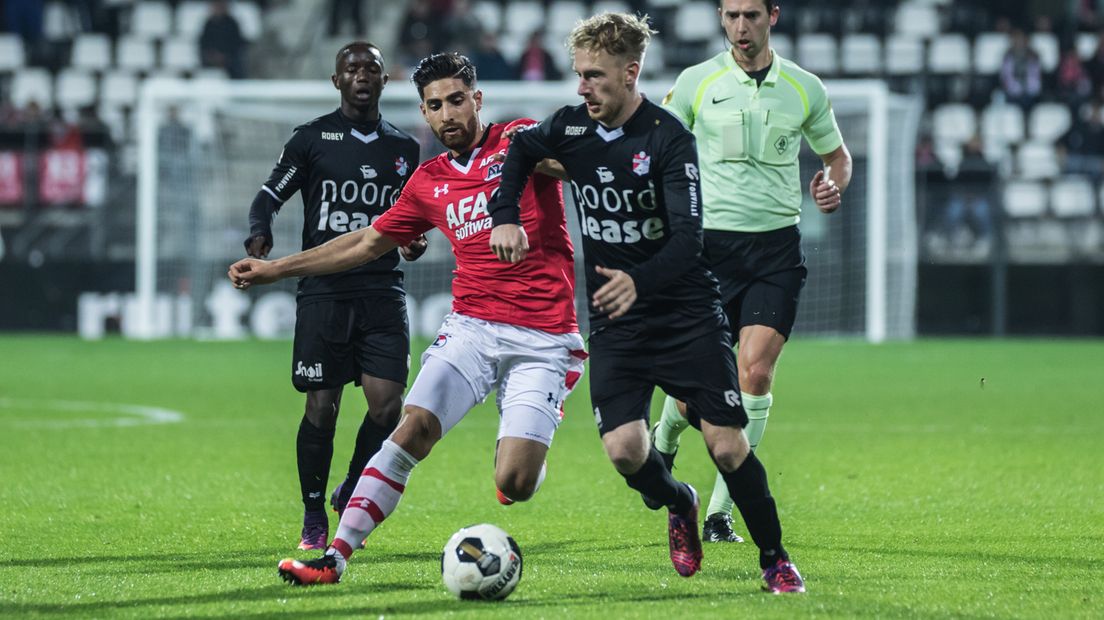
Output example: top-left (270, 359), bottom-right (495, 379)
top-left (704, 225), bottom-right (807, 340)
top-left (291, 295), bottom-right (410, 393)
top-left (587, 310), bottom-right (747, 436)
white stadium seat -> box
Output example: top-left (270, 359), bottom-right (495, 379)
top-left (55, 69), bottom-right (98, 110)
top-left (927, 33), bottom-right (971, 74)
top-left (797, 34), bottom-right (838, 75)
top-left (886, 35), bottom-right (924, 75)
top-left (231, 1), bottom-right (263, 41)
top-left (547, 1), bottom-right (587, 38)
top-left (675, 2), bottom-right (719, 44)
top-left (11, 68), bottom-right (53, 108)
top-left (175, 1), bottom-right (210, 37)
top-left (503, 2), bottom-right (545, 36)
top-left (973, 32), bottom-right (1009, 75)
top-left (771, 33), bottom-right (793, 63)
top-left (0, 34), bottom-right (26, 71)
top-left (1003, 180), bottom-right (1047, 217)
top-left (1077, 32), bottom-right (1098, 60)
top-left (130, 1), bottom-right (173, 39)
top-left (591, 1), bottom-right (631, 15)
top-left (100, 71), bottom-right (139, 108)
top-left (161, 37), bottom-right (200, 71)
top-left (1028, 103), bottom-right (1072, 143)
top-left (981, 103), bottom-right (1025, 147)
top-left (1050, 177), bottom-right (1096, 217)
top-left (932, 103), bottom-right (976, 146)
top-left (115, 36), bottom-right (157, 71)
top-left (895, 2), bottom-right (939, 39)
top-left (471, 1), bottom-right (502, 34)
top-left (841, 34), bottom-right (881, 75)
top-left (71, 33), bottom-right (113, 71)
top-left (1030, 32), bottom-right (1059, 72)
top-left (1016, 141), bottom-right (1061, 180)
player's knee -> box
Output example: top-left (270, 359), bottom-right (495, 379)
top-left (605, 444), bottom-right (647, 475)
top-left (304, 392), bottom-right (340, 428)
top-left (495, 469), bottom-right (537, 502)
top-left (368, 394), bottom-right (403, 428)
top-left (391, 406), bottom-right (441, 459)
top-left (711, 444), bottom-right (749, 473)
top-left (739, 363), bottom-right (774, 394)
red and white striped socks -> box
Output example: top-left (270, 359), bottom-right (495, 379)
top-left (327, 439), bottom-right (419, 564)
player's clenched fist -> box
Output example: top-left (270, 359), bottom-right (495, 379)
top-left (489, 224), bottom-right (529, 264)
top-left (228, 258), bottom-right (279, 289)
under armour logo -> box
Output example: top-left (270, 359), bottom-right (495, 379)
top-left (434, 184), bottom-right (449, 198)
top-left (547, 392), bottom-right (555, 403)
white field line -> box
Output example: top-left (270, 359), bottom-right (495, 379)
top-left (0, 398), bottom-right (185, 428)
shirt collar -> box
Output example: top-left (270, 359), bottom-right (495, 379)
top-left (724, 48), bottom-right (781, 86)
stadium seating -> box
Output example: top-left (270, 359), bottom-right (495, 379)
top-left (972, 32), bottom-right (1009, 74)
top-left (11, 68), bottom-right (54, 108)
top-left (54, 69), bottom-right (98, 112)
top-left (1051, 177), bottom-right (1096, 218)
top-left (1028, 103), bottom-right (1072, 143)
top-left (130, 1), bottom-right (174, 41)
top-left (0, 35), bottom-right (26, 71)
top-left (1003, 180), bottom-right (1048, 218)
top-left (70, 34), bottom-right (114, 71)
top-left (797, 34), bottom-right (839, 75)
top-left (840, 33), bottom-right (881, 75)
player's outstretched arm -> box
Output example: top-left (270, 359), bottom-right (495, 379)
top-left (229, 226), bottom-right (400, 289)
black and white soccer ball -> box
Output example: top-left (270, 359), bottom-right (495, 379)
top-left (440, 523), bottom-right (522, 600)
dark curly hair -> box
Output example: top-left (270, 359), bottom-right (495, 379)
top-left (410, 53), bottom-right (477, 99)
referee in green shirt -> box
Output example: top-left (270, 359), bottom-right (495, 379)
top-left (653, 0), bottom-right (853, 543)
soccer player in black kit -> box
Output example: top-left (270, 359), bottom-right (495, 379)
top-left (489, 13), bottom-right (804, 593)
top-left (243, 41), bottom-right (426, 551)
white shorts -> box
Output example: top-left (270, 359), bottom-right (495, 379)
top-left (405, 313), bottom-right (587, 446)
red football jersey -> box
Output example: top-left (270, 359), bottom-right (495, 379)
top-left (372, 120), bottom-right (577, 333)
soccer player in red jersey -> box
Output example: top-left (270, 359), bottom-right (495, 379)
top-left (228, 53), bottom-right (585, 586)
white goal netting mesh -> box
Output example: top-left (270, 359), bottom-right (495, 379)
top-left (138, 79), bottom-right (919, 341)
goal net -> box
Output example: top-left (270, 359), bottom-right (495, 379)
top-left (130, 78), bottom-right (919, 342)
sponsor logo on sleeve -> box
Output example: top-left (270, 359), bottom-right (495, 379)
top-left (684, 163), bottom-right (699, 181)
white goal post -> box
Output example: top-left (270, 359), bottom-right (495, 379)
top-left (124, 77), bottom-right (920, 342)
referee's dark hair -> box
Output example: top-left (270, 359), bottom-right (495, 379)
top-left (411, 53), bottom-right (478, 100)
top-left (719, 0), bottom-right (775, 10)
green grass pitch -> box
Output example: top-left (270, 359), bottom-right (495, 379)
top-left (0, 335), bottom-right (1101, 618)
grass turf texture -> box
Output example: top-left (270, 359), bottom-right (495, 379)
top-left (0, 335), bottom-right (1100, 618)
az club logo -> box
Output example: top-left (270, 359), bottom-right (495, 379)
top-left (484, 162), bottom-right (503, 181)
top-left (632, 151), bottom-right (650, 176)
top-left (434, 184), bottom-right (449, 198)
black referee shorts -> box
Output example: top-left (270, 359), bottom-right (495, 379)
top-left (703, 225), bottom-right (807, 340)
top-left (587, 311), bottom-right (747, 436)
top-left (290, 295), bottom-right (410, 393)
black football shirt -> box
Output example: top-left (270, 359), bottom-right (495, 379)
top-left (492, 98), bottom-right (722, 331)
top-left (261, 109), bottom-right (420, 300)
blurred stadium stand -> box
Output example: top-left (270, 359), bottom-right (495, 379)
top-left (0, 0), bottom-right (1102, 335)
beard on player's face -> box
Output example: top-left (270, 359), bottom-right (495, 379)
top-left (434, 114), bottom-right (478, 151)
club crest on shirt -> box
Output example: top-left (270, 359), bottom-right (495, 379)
top-left (484, 162), bottom-right (503, 181)
top-left (632, 151), bottom-right (650, 176)
top-left (360, 164), bottom-right (378, 179)
top-left (395, 156), bottom-right (409, 176)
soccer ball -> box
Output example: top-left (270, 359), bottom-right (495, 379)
top-left (440, 523), bottom-right (523, 600)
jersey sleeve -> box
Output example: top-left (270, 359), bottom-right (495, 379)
top-left (261, 128), bottom-right (312, 203)
top-left (626, 129), bottom-right (705, 298)
top-left (802, 78), bottom-right (844, 155)
top-left (661, 70), bottom-right (696, 130)
top-left (371, 168), bottom-right (434, 245)
top-left (489, 111), bottom-right (563, 226)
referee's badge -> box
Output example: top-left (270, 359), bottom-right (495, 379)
top-left (632, 151), bottom-right (651, 176)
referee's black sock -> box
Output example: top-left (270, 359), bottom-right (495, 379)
top-left (341, 414), bottom-right (396, 505)
top-left (296, 416), bottom-right (335, 513)
top-left (721, 451), bottom-right (788, 568)
top-left (622, 447), bottom-right (694, 514)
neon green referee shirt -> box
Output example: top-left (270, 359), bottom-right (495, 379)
top-left (663, 49), bottom-right (844, 233)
